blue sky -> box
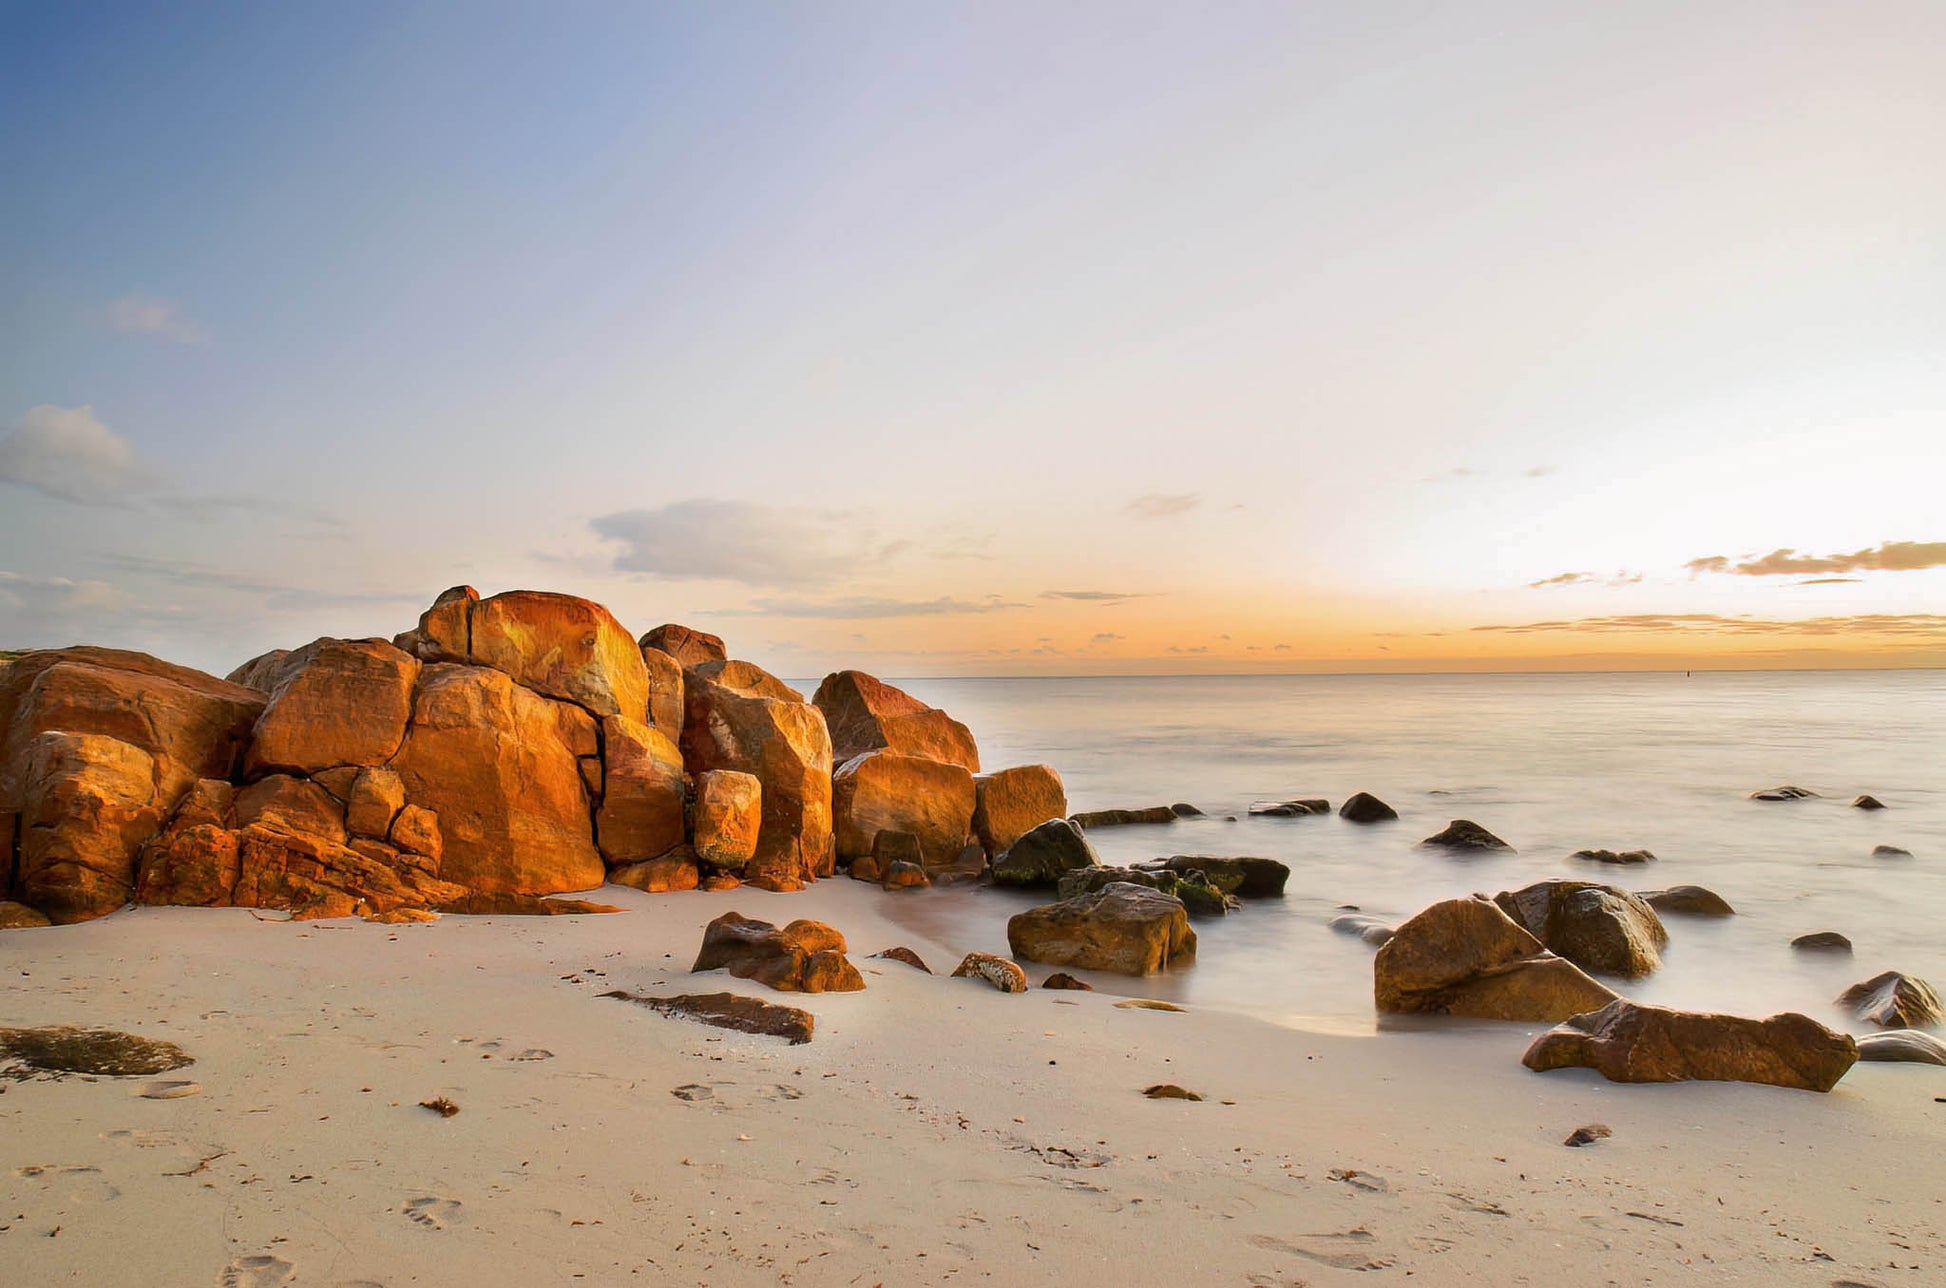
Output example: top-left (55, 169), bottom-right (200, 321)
top-left (4, 2), bottom-right (1944, 675)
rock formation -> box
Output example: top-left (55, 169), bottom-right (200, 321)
top-left (1419, 819), bottom-right (1513, 852)
top-left (1008, 882), bottom-right (1198, 975)
top-left (1493, 880), bottom-right (1668, 978)
top-left (813, 671), bottom-right (979, 772)
top-left (831, 750), bottom-right (976, 869)
top-left (971, 764), bottom-right (1067, 857)
top-left (1522, 999), bottom-right (1858, 1091)
top-left (1374, 897), bottom-right (1617, 1021)
top-left (1637, 885), bottom-right (1736, 917)
top-left (1837, 971), bottom-right (1942, 1030)
top-left (1142, 854), bottom-right (1289, 897)
top-left (691, 912), bottom-right (863, 993)
top-left (990, 818), bottom-right (1101, 886)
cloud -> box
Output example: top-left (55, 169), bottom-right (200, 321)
top-left (1473, 614), bottom-right (1946, 638)
top-left (1528, 570), bottom-right (1644, 589)
top-left (1687, 542), bottom-right (1946, 578)
top-left (1167, 644), bottom-right (1210, 654)
top-left (715, 594), bottom-right (1027, 620)
top-left (1523, 465), bottom-right (1557, 478)
top-left (1090, 632), bottom-right (1124, 644)
top-left (1040, 590), bottom-right (1158, 604)
top-left (107, 294), bottom-right (207, 344)
top-left (1795, 577), bottom-right (1861, 586)
top-left (1273, 643), bottom-right (1292, 651)
top-left (592, 500), bottom-right (886, 586)
top-left (0, 405), bottom-right (146, 503)
top-left (1125, 493), bottom-right (1200, 520)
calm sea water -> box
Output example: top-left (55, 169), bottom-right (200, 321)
top-left (849, 672), bottom-right (1946, 1036)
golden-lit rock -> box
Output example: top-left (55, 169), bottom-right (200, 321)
top-left (345, 767), bottom-right (406, 839)
top-left (972, 764), bottom-right (1067, 858)
top-left (595, 715), bottom-right (685, 866)
top-left (11, 732), bottom-right (158, 923)
top-left (640, 623), bottom-right (727, 670)
top-left (639, 645), bottom-right (685, 742)
top-left (1523, 999), bottom-right (1857, 1091)
top-left (692, 769), bottom-right (761, 871)
top-left (691, 911), bottom-right (863, 992)
top-left (243, 638), bottom-right (420, 777)
top-left (611, 852), bottom-right (701, 893)
top-left (832, 750), bottom-right (975, 869)
top-left (813, 670), bottom-right (980, 772)
top-left (465, 590), bottom-right (650, 719)
top-left (1008, 883), bottom-right (1197, 976)
top-left (1374, 897), bottom-right (1619, 1021)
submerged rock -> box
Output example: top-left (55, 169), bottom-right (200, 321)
top-left (1852, 794), bottom-right (1887, 810)
top-left (1837, 971), bottom-right (1943, 1030)
top-left (991, 818), bottom-right (1101, 887)
top-left (1330, 913), bottom-right (1396, 947)
top-left (1750, 785), bottom-right (1818, 801)
top-left (1058, 865), bottom-right (1234, 916)
top-left (1008, 883), bottom-right (1197, 976)
top-left (1145, 855), bottom-right (1290, 898)
top-left (1419, 819), bottom-right (1513, 852)
top-left (1570, 848), bottom-right (1656, 866)
top-left (1070, 805), bottom-right (1179, 828)
top-left (1873, 844), bottom-right (1914, 859)
top-left (1249, 798), bottom-right (1329, 817)
top-left (1522, 999), bottom-right (1857, 1091)
top-left (1493, 880), bottom-right (1668, 979)
top-left (1791, 931), bottom-right (1853, 953)
top-left (1373, 897), bottom-right (1617, 1021)
top-left (1856, 1030), bottom-right (1946, 1065)
top-left (1637, 885), bottom-right (1736, 917)
top-left (1338, 792), bottom-right (1398, 823)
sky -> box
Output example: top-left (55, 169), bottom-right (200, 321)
top-left (3, 1), bottom-right (1943, 678)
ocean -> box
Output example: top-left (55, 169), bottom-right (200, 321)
top-left (853, 671), bottom-right (1946, 1036)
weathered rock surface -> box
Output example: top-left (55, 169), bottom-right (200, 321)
top-left (1057, 865), bottom-right (1234, 917)
top-left (462, 590), bottom-right (650, 721)
top-left (1837, 971), bottom-right (1943, 1030)
top-left (225, 648), bottom-right (292, 692)
top-left (610, 853), bottom-right (701, 893)
top-left (1494, 880), bottom-right (1669, 978)
top-left (243, 638), bottom-right (419, 777)
top-left (605, 989), bottom-right (813, 1044)
top-left (389, 664), bottom-right (603, 894)
top-left (9, 732), bottom-right (160, 923)
top-left (1419, 819), bottom-right (1513, 852)
top-left (638, 645), bottom-right (685, 742)
top-left (691, 912), bottom-right (863, 992)
top-left (991, 818), bottom-right (1100, 887)
top-left (870, 946), bottom-right (931, 973)
top-left (1522, 999), bottom-right (1858, 1091)
top-left (681, 661), bottom-right (833, 891)
top-left (1339, 792), bottom-right (1398, 823)
top-left (1750, 785), bottom-right (1818, 801)
top-left (234, 774), bottom-right (346, 843)
top-left (1145, 854), bottom-right (1289, 898)
top-left (595, 715), bottom-right (686, 866)
top-left (880, 859), bottom-right (929, 889)
top-left (831, 750), bottom-right (976, 869)
top-left (1791, 931), bottom-right (1852, 953)
top-left (0, 901), bottom-right (53, 929)
top-left (1330, 913), bottom-right (1396, 946)
top-left (1856, 1029), bottom-right (1946, 1065)
top-left (813, 671), bottom-right (979, 772)
top-left (971, 765), bottom-right (1067, 857)
top-left (1041, 971), bottom-right (1093, 990)
top-left (1852, 794), bottom-right (1886, 810)
top-left (1008, 883), bottom-right (1197, 975)
top-left (1070, 805), bottom-right (1179, 828)
top-left (1570, 848), bottom-right (1655, 866)
top-left (950, 952), bottom-right (1028, 993)
top-left (639, 623), bottom-right (727, 670)
top-left (1637, 885), bottom-right (1736, 917)
top-left (345, 767), bottom-right (407, 839)
top-left (1249, 798), bottom-right (1329, 817)
top-left (1374, 898), bottom-right (1618, 1021)
top-left (691, 770), bottom-right (761, 872)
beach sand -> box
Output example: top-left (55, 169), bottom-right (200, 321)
top-left (3, 882), bottom-right (1941, 1286)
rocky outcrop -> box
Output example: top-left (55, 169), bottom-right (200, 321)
top-left (1570, 848), bottom-right (1655, 865)
top-left (1522, 999), bottom-right (1858, 1092)
top-left (812, 671), bottom-right (979, 772)
top-left (950, 952), bottom-right (1028, 993)
top-left (1856, 1030), bottom-right (1946, 1065)
top-left (971, 765), bottom-right (1067, 857)
top-left (459, 591), bottom-right (650, 721)
top-left (1837, 972), bottom-right (1942, 1030)
top-left (692, 912), bottom-right (862, 992)
top-left (1374, 898), bottom-right (1618, 1021)
top-left (1143, 855), bottom-right (1289, 898)
top-left (1493, 880), bottom-right (1668, 978)
top-left (990, 818), bottom-right (1100, 887)
top-left (639, 623), bottom-right (727, 670)
top-left (243, 638), bottom-right (419, 777)
top-left (637, 645), bottom-right (685, 743)
top-left (1008, 883), bottom-right (1197, 975)
top-left (594, 715), bottom-right (686, 867)
top-left (1419, 819), bottom-right (1513, 852)
top-left (681, 661), bottom-right (833, 891)
top-left (691, 770), bottom-right (761, 871)
top-left (1637, 885), bottom-right (1735, 917)
top-left (831, 750), bottom-right (975, 869)
top-left (1338, 792), bottom-right (1398, 823)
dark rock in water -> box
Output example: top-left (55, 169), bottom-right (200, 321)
top-left (871, 829), bottom-right (924, 866)
top-left (1009, 883), bottom-right (1197, 975)
top-left (1837, 971), bottom-right (1943, 1030)
top-left (0, 1025), bottom-right (194, 1076)
top-left (1522, 999), bottom-right (1857, 1091)
top-left (1792, 931), bottom-right (1853, 953)
top-left (604, 990), bottom-right (814, 1045)
top-left (1329, 913), bottom-right (1395, 947)
top-left (1494, 880), bottom-right (1667, 979)
top-left (1570, 848), bottom-right (1655, 866)
top-left (1374, 897), bottom-right (1617, 1021)
top-left (870, 946), bottom-right (931, 973)
top-left (691, 911), bottom-right (864, 993)
top-left (1563, 1123), bottom-right (1612, 1147)
top-left (1070, 805), bottom-right (1178, 828)
top-left (992, 818), bottom-right (1101, 886)
top-left (1146, 855), bottom-right (1290, 898)
top-left (1419, 819), bottom-right (1513, 852)
top-left (1873, 845), bottom-right (1914, 859)
top-left (1170, 803), bottom-right (1204, 817)
top-left (1852, 794), bottom-right (1887, 810)
top-left (1249, 799), bottom-right (1328, 818)
top-left (1856, 1030), bottom-right (1946, 1065)
top-left (1339, 792), bottom-right (1398, 823)
top-left (1142, 1083), bottom-right (1202, 1101)
top-left (1041, 972), bottom-right (1093, 991)
top-left (1065, 864), bottom-right (1235, 915)
top-left (1637, 885), bottom-right (1735, 917)
top-left (1750, 785), bottom-right (1818, 801)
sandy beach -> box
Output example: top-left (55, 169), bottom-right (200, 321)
top-left (5, 882), bottom-right (1942, 1287)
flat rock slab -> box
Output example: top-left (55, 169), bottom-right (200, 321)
top-left (603, 990), bottom-right (815, 1045)
top-left (1, 1025), bottom-right (195, 1076)
top-left (1523, 999), bottom-right (1857, 1091)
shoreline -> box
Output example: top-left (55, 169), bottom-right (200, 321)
top-left (6, 880), bottom-right (1942, 1286)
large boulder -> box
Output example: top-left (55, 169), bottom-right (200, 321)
top-left (691, 912), bottom-right (863, 993)
top-left (9, 732), bottom-right (159, 923)
top-left (1493, 880), bottom-right (1668, 978)
top-left (692, 659), bottom-right (802, 702)
top-left (812, 671), bottom-right (980, 772)
top-left (242, 638), bottom-right (420, 777)
top-left (1008, 882), bottom-right (1197, 976)
top-left (463, 591), bottom-right (650, 720)
top-left (388, 664), bottom-right (603, 894)
top-left (691, 770), bottom-right (761, 872)
top-left (1837, 972), bottom-right (1942, 1030)
top-left (1339, 792), bottom-right (1398, 823)
top-left (594, 715), bottom-right (686, 867)
top-left (971, 765), bottom-right (1067, 857)
top-left (640, 623), bottom-right (727, 669)
top-left (831, 750), bottom-right (975, 869)
top-left (680, 661), bottom-right (833, 892)
top-left (991, 818), bottom-right (1100, 887)
top-left (1374, 897), bottom-right (1618, 1021)
top-left (1522, 999), bottom-right (1858, 1092)
top-left (1145, 855), bottom-right (1289, 898)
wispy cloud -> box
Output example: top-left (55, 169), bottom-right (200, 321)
top-left (715, 594), bottom-right (1027, 620)
top-left (592, 499), bottom-right (884, 587)
top-left (1794, 577), bottom-right (1861, 586)
top-left (1040, 590), bottom-right (1158, 604)
top-left (1090, 632), bottom-right (1124, 644)
top-left (0, 405), bottom-right (146, 504)
top-left (1686, 541), bottom-right (1946, 578)
top-left (1167, 644), bottom-right (1210, 654)
top-left (1474, 613), bottom-right (1946, 638)
top-left (1528, 570), bottom-right (1644, 589)
top-left (107, 294), bottom-right (207, 344)
top-left (1125, 492), bottom-right (1200, 520)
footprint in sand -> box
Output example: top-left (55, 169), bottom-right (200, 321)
top-left (14, 1164), bottom-right (121, 1203)
top-left (218, 1254), bottom-right (295, 1288)
top-left (671, 1084), bottom-right (715, 1102)
top-left (669, 1081), bottom-right (805, 1108)
top-left (102, 1128), bottom-right (179, 1148)
top-left (1250, 1230), bottom-right (1396, 1272)
top-left (402, 1196), bottom-right (463, 1230)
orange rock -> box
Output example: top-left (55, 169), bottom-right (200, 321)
top-left (225, 648), bottom-right (292, 691)
top-left (0, 808), bottom-right (15, 900)
top-left (313, 765), bottom-right (360, 801)
top-left (691, 659), bottom-right (803, 702)
top-left (848, 854), bottom-right (885, 883)
top-left (233, 775), bottom-right (346, 844)
top-left (345, 767), bottom-right (406, 839)
top-left (389, 804), bottom-right (442, 861)
top-left (0, 900), bottom-right (53, 929)
top-left (973, 765), bottom-right (1068, 857)
top-left (389, 664), bottom-right (603, 894)
top-left (639, 645), bottom-right (685, 742)
top-left (692, 770), bottom-right (761, 871)
top-left (611, 852), bottom-right (701, 893)
top-left (1375, 897), bottom-right (1619, 1021)
top-left (691, 912), bottom-right (863, 992)
top-left (595, 716), bottom-right (686, 865)
top-left (881, 860), bottom-right (930, 889)
top-left (681, 663), bottom-right (833, 892)
top-left (813, 671), bottom-right (980, 772)
top-left (832, 750), bottom-right (975, 868)
top-left (466, 591), bottom-right (649, 719)
top-left (243, 638), bottom-right (420, 777)
top-left (406, 585), bottom-right (477, 662)
top-left (639, 623), bottom-right (726, 669)
top-left (699, 872), bottom-right (742, 892)
top-left (12, 732), bottom-right (159, 923)
top-left (366, 907), bottom-right (438, 925)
